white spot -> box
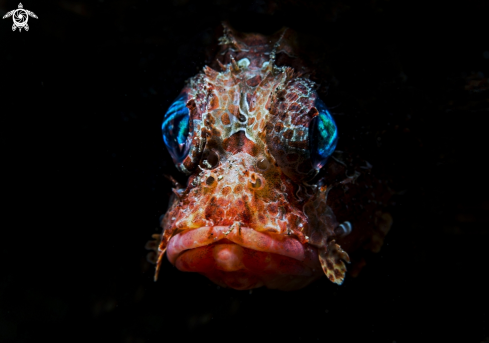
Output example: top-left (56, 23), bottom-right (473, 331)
top-left (171, 217), bottom-right (176, 221)
top-left (261, 61), bottom-right (269, 69)
top-left (218, 175), bottom-right (223, 180)
top-left (237, 58), bottom-right (250, 69)
top-left (336, 221), bottom-right (352, 237)
top-left (213, 244), bottom-right (244, 272)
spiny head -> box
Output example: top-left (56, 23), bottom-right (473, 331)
top-left (157, 24), bottom-right (343, 290)
top-left (163, 23), bottom-right (338, 182)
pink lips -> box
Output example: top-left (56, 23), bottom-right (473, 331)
top-left (165, 225), bottom-right (323, 290)
top-left (166, 226), bottom-right (306, 264)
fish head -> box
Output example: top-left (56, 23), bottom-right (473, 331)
top-left (150, 25), bottom-right (385, 290)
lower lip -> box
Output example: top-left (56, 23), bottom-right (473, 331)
top-left (175, 242), bottom-right (321, 290)
top-left (176, 242), bottom-right (313, 275)
top-left (166, 225), bottom-right (307, 264)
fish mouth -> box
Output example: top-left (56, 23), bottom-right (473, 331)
top-left (166, 226), bottom-right (322, 290)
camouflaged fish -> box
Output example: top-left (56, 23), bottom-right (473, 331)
top-left (146, 24), bottom-right (393, 290)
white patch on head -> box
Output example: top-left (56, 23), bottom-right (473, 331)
top-left (237, 58), bottom-right (250, 69)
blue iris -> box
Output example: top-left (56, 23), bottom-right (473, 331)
top-left (309, 98), bottom-right (338, 170)
top-left (161, 93), bottom-right (190, 164)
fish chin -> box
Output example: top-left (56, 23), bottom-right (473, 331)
top-left (167, 226), bottom-right (323, 291)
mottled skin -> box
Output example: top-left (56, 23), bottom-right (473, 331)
top-left (147, 24), bottom-right (393, 290)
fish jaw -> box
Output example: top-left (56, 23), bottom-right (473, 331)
top-left (166, 225), bottom-right (323, 291)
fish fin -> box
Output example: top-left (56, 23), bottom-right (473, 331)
top-left (153, 230), bottom-right (173, 281)
top-left (319, 240), bottom-right (350, 285)
top-left (154, 249), bottom-right (165, 281)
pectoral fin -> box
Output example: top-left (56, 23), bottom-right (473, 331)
top-left (319, 240), bottom-right (350, 285)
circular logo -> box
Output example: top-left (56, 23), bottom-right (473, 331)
top-left (13, 9), bottom-right (27, 27)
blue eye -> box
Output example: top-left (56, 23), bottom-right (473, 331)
top-left (161, 93), bottom-right (190, 164)
top-left (309, 98), bottom-right (338, 170)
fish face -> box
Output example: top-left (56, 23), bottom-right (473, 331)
top-left (147, 24), bottom-right (392, 290)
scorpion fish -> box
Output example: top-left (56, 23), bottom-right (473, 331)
top-left (146, 24), bottom-right (393, 291)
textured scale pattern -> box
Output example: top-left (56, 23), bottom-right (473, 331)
top-left (146, 24), bottom-right (393, 290)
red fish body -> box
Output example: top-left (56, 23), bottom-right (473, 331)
top-left (147, 25), bottom-right (393, 290)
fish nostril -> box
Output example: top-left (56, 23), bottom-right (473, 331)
top-left (248, 173), bottom-right (265, 190)
top-left (207, 150), bottom-right (219, 168)
top-left (206, 175), bottom-right (216, 186)
top-left (202, 149), bottom-right (219, 169)
top-left (256, 156), bottom-right (270, 171)
top-left (252, 178), bottom-right (262, 188)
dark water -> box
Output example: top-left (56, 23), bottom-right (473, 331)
top-left (1, 0), bottom-right (488, 342)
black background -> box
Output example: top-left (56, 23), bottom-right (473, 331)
top-left (1, 0), bottom-right (488, 342)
